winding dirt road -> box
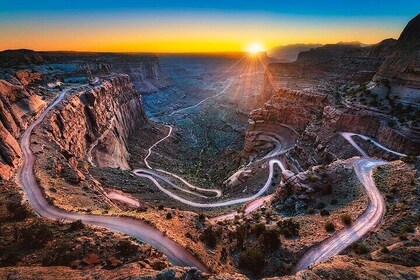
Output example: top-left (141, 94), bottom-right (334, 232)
top-left (293, 132), bottom-right (404, 272)
top-left (134, 158), bottom-right (286, 208)
top-left (18, 86), bottom-right (208, 271)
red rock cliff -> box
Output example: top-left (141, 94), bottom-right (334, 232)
top-left (0, 72), bottom-right (45, 179)
top-left (46, 74), bottom-right (146, 170)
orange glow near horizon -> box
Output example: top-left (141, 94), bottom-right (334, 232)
top-left (0, 12), bottom-right (406, 53)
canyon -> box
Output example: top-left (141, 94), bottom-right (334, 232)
top-left (0, 14), bottom-right (419, 280)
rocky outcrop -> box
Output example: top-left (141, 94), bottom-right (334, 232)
top-left (112, 56), bottom-right (170, 93)
top-left (259, 63), bottom-right (328, 103)
top-left (0, 49), bottom-right (45, 66)
top-left (242, 89), bottom-right (328, 160)
top-left (373, 14), bottom-right (420, 104)
top-left (297, 42), bottom-right (363, 63)
top-left (252, 89), bottom-right (329, 130)
top-left (362, 38), bottom-right (397, 59)
top-left (15, 70), bottom-right (42, 86)
top-left (323, 106), bottom-right (420, 154)
top-left (0, 76), bottom-right (46, 179)
top-left (46, 74), bottom-right (146, 170)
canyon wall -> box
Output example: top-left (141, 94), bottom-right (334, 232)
top-left (112, 56), bottom-right (171, 93)
top-left (251, 89), bottom-right (329, 130)
top-left (242, 89), bottom-right (329, 160)
top-left (46, 74), bottom-right (146, 170)
top-left (323, 106), bottom-right (420, 154)
top-left (0, 71), bottom-right (45, 179)
top-left (373, 14), bottom-right (420, 104)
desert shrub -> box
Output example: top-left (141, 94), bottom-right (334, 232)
top-left (0, 249), bottom-right (21, 267)
top-left (239, 246), bottom-right (265, 275)
top-left (116, 240), bottom-right (138, 257)
top-left (399, 233), bottom-right (408, 241)
top-left (235, 224), bottom-right (249, 248)
top-left (388, 120), bottom-right (397, 127)
top-left (320, 209), bottom-right (330, 216)
top-left (19, 221), bottom-right (54, 249)
top-left (220, 247), bottom-right (228, 262)
top-left (61, 166), bottom-right (80, 185)
top-left (261, 229), bottom-right (280, 251)
top-left (277, 219), bottom-right (300, 238)
top-left (42, 242), bottom-right (78, 266)
top-left (6, 202), bottom-right (29, 221)
top-left (308, 175), bottom-right (318, 182)
top-left (166, 212), bottom-right (173, 219)
top-left (252, 212), bottom-right (261, 220)
top-left (306, 208), bottom-right (316, 214)
top-left (401, 224), bottom-right (415, 234)
top-left (184, 232), bottom-right (193, 240)
top-left (321, 184), bottom-right (333, 195)
top-left (157, 205), bottom-right (164, 210)
top-left (68, 219), bottom-right (85, 231)
top-left (340, 214), bottom-right (352, 226)
top-left (201, 226), bottom-right (217, 249)
top-left (324, 222), bottom-right (335, 233)
top-left (381, 246), bottom-right (390, 253)
top-left (351, 242), bottom-right (369, 254)
top-left (251, 223), bottom-right (266, 236)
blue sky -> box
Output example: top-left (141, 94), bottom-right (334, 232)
top-left (1, 0), bottom-right (419, 16)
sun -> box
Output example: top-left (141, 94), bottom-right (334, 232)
top-left (246, 42), bottom-right (266, 54)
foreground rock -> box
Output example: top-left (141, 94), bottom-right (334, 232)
top-left (271, 255), bottom-right (420, 280)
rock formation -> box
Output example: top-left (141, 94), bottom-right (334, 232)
top-left (46, 74), bottom-right (146, 170)
top-left (323, 106), bottom-right (420, 154)
top-left (112, 55), bottom-right (170, 93)
top-left (373, 14), bottom-right (420, 104)
top-left (0, 72), bottom-right (46, 179)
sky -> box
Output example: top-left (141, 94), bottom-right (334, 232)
top-left (0, 1), bottom-right (419, 53)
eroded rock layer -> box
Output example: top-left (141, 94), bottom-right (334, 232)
top-left (373, 14), bottom-right (420, 104)
top-left (0, 71), bottom-right (45, 179)
top-left (46, 74), bottom-right (146, 170)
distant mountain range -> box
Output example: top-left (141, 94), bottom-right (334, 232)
top-left (267, 44), bottom-right (323, 61)
top-left (267, 41), bottom-right (392, 62)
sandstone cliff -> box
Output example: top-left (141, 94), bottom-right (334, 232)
top-left (112, 55), bottom-right (170, 93)
top-left (373, 14), bottom-right (420, 104)
top-left (46, 74), bottom-right (146, 170)
top-left (0, 71), bottom-right (46, 179)
top-left (323, 106), bottom-right (420, 154)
